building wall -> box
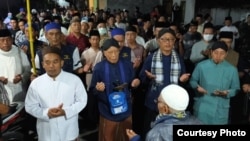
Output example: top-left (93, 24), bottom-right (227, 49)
top-left (99, 0), bottom-right (107, 10)
top-left (106, 0), bottom-right (161, 15)
top-left (183, 0), bottom-right (195, 24)
top-left (211, 8), bottom-right (250, 26)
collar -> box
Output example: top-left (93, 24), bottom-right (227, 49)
top-left (0, 45), bottom-right (18, 56)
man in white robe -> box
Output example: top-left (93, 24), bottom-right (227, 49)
top-left (25, 47), bottom-right (87, 141)
top-left (0, 29), bottom-right (30, 103)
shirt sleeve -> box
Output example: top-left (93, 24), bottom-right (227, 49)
top-left (139, 54), bottom-right (153, 83)
top-left (72, 47), bottom-right (83, 70)
top-left (63, 77), bottom-right (88, 119)
top-left (226, 67), bottom-right (240, 98)
top-left (130, 135), bottom-right (141, 141)
top-left (20, 51), bottom-right (31, 86)
top-left (189, 64), bottom-right (200, 90)
top-left (25, 83), bottom-right (50, 122)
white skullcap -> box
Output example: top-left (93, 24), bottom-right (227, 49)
top-left (31, 9), bottom-right (37, 14)
top-left (160, 84), bottom-right (189, 111)
top-left (81, 19), bottom-right (88, 23)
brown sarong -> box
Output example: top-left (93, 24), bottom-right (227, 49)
top-left (98, 115), bottom-right (132, 141)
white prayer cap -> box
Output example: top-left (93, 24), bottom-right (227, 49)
top-left (31, 9), bottom-right (37, 14)
top-left (81, 19), bottom-right (88, 23)
top-left (160, 84), bottom-right (189, 111)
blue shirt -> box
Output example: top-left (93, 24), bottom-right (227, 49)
top-left (130, 112), bottom-right (202, 141)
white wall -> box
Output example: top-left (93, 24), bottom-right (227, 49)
top-left (106, 0), bottom-right (161, 15)
top-left (184, 0), bottom-right (195, 24)
top-left (211, 8), bottom-right (250, 25)
top-left (99, 0), bottom-right (107, 10)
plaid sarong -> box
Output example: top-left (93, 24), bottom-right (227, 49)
top-left (0, 81), bottom-right (9, 105)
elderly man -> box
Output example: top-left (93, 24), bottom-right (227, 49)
top-left (189, 41), bottom-right (240, 124)
top-left (25, 47), bottom-right (87, 141)
top-left (126, 84), bottom-right (202, 141)
top-left (34, 22), bottom-right (84, 77)
top-left (139, 28), bottom-right (190, 138)
top-left (90, 38), bottom-right (140, 141)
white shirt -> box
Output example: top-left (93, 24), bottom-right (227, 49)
top-left (220, 25), bottom-right (240, 49)
top-left (136, 35), bottom-right (146, 47)
top-left (115, 22), bottom-right (127, 31)
top-left (81, 47), bottom-right (101, 90)
top-left (25, 71), bottom-right (87, 141)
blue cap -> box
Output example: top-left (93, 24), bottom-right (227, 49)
top-left (45, 22), bottom-right (61, 32)
top-left (19, 8), bottom-right (24, 12)
top-left (111, 28), bottom-right (125, 37)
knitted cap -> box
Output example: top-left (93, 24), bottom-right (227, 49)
top-left (161, 84), bottom-right (189, 111)
top-left (102, 38), bottom-right (120, 51)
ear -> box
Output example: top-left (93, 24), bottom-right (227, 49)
top-left (103, 50), bottom-right (107, 58)
top-left (156, 38), bottom-right (161, 44)
top-left (42, 61), bottom-right (45, 69)
top-left (60, 59), bottom-right (64, 67)
top-left (163, 104), bottom-right (169, 114)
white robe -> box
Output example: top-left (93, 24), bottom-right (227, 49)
top-left (25, 71), bottom-right (88, 141)
top-left (0, 46), bottom-right (30, 103)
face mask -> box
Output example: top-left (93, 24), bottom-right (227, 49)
top-left (98, 27), bottom-right (107, 36)
top-left (203, 34), bottom-right (213, 41)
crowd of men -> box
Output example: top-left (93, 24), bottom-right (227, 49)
top-left (0, 5), bottom-right (250, 141)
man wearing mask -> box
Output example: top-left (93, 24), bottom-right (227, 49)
top-left (97, 20), bottom-right (109, 47)
top-left (190, 23), bottom-right (215, 65)
top-left (3, 13), bottom-right (12, 29)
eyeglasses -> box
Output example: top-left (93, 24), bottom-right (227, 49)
top-left (160, 38), bottom-right (175, 43)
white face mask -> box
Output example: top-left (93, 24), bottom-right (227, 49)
top-left (203, 34), bottom-right (214, 41)
top-left (98, 27), bottom-right (107, 36)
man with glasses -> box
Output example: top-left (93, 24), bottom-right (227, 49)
top-left (139, 28), bottom-right (190, 139)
